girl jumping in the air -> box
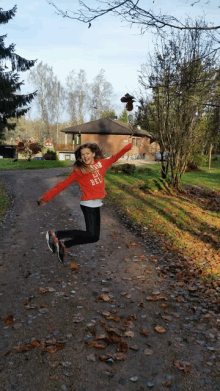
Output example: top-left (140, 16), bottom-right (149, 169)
top-left (38, 141), bottom-right (132, 262)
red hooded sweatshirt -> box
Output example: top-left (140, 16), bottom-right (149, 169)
top-left (42, 143), bottom-right (132, 203)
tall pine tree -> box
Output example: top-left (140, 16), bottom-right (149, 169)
top-left (0, 5), bottom-right (37, 142)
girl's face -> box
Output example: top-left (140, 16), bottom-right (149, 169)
top-left (81, 148), bottom-right (95, 165)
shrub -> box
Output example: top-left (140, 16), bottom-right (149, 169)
top-left (44, 149), bottom-right (58, 160)
top-left (111, 163), bottom-right (136, 175)
top-left (212, 156), bottom-right (220, 162)
top-left (186, 154), bottom-right (208, 171)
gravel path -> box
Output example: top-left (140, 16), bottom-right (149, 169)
top-left (0, 169), bottom-right (219, 391)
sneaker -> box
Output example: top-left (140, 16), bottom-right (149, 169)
top-left (46, 230), bottom-right (58, 253)
top-left (57, 240), bottom-right (67, 263)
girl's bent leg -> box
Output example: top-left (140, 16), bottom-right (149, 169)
top-left (56, 206), bottom-right (101, 249)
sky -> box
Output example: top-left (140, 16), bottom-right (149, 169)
top-left (1, 0), bottom-right (220, 121)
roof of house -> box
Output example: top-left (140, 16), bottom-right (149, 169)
top-left (61, 118), bottom-right (153, 138)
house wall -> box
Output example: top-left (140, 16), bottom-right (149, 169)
top-left (80, 134), bottom-right (159, 157)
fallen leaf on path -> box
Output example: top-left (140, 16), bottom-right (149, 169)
top-left (45, 342), bottom-right (65, 353)
top-left (113, 317), bottom-right (120, 323)
top-left (176, 296), bottom-right (185, 302)
top-left (121, 292), bottom-right (131, 299)
top-left (72, 315), bottom-right (84, 323)
top-left (99, 294), bottom-right (111, 302)
top-left (70, 263), bottom-right (78, 271)
top-left (117, 341), bottom-right (128, 353)
top-left (16, 344), bottom-right (35, 353)
top-left (38, 287), bottom-right (55, 294)
top-left (105, 368), bottom-right (116, 376)
top-left (162, 315), bottom-right (172, 322)
top-left (124, 331), bottom-right (134, 338)
top-left (105, 326), bottom-right (122, 337)
top-left (24, 304), bottom-right (38, 310)
top-left (101, 311), bottom-right (111, 317)
top-left (146, 294), bottom-right (168, 301)
top-left (205, 289), bottom-right (216, 296)
top-left (122, 320), bottom-right (135, 329)
top-left (112, 352), bottom-right (127, 361)
top-left (152, 289), bottom-right (160, 295)
top-left (5, 315), bottom-right (14, 325)
top-left (173, 360), bottom-right (192, 374)
top-left (129, 344), bottom-right (140, 351)
top-left (155, 326), bottom-right (166, 333)
top-left (30, 339), bottom-right (42, 348)
top-left (107, 335), bottom-right (121, 344)
top-left (87, 341), bottom-right (106, 349)
top-left (140, 330), bottom-right (150, 337)
top-left (187, 286), bottom-right (198, 292)
top-left (176, 281), bottom-right (184, 287)
top-left (127, 241), bottom-right (137, 248)
top-left (144, 349), bottom-right (154, 355)
top-left (86, 353), bottom-right (96, 361)
top-left (99, 354), bottom-right (112, 361)
top-left (95, 334), bottom-right (106, 340)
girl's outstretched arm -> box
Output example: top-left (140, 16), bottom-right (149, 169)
top-left (104, 142), bottom-right (132, 169)
top-left (37, 170), bottom-right (78, 205)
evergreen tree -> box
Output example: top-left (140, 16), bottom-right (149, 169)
top-left (119, 108), bottom-right (128, 123)
top-left (0, 5), bottom-right (37, 142)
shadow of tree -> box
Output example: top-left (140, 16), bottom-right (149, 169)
top-left (107, 175), bottom-right (220, 253)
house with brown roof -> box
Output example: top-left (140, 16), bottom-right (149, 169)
top-left (58, 117), bottom-right (159, 161)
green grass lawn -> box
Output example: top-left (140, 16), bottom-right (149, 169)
top-left (105, 162), bottom-right (220, 279)
top-left (0, 158), bottom-right (72, 170)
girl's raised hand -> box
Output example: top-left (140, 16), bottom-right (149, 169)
top-left (37, 197), bottom-right (46, 206)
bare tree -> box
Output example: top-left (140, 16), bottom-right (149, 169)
top-left (28, 61), bottom-right (56, 139)
top-left (65, 69), bottom-right (88, 124)
top-left (137, 25), bottom-right (219, 189)
top-left (28, 61), bottom-right (66, 144)
top-left (66, 70), bottom-right (77, 124)
top-left (49, 76), bottom-right (66, 142)
top-left (46, 0), bottom-right (220, 33)
top-left (89, 69), bottom-right (116, 120)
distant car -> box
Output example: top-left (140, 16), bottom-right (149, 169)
top-left (33, 156), bottom-right (44, 160)
top-left (155, 152), bottom-right (168, 161)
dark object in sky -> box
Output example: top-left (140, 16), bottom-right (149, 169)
top-left (120, 93), bottom-right (135, 111)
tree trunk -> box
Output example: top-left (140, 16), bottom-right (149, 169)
top-left (209, 143), bottom-right (213, 170)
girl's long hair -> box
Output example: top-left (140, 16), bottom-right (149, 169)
top-left (73, 142), bottom-right (107, 174)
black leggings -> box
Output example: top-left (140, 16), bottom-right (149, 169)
top-left (56, 205), bottom-right (100, 249)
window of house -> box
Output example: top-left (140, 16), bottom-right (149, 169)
top-left (74, 134), bottom-right (81, 145)
top-left (65, 154), bottom-right (71, 160)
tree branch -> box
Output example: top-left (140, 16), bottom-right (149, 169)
top-left (46, 0), bottom-right (220, 31)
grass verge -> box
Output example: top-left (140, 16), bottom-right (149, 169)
top-left (0, 159), bottom-right (72, 170)
top-left (105, 164), bottom-right (220, 280)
